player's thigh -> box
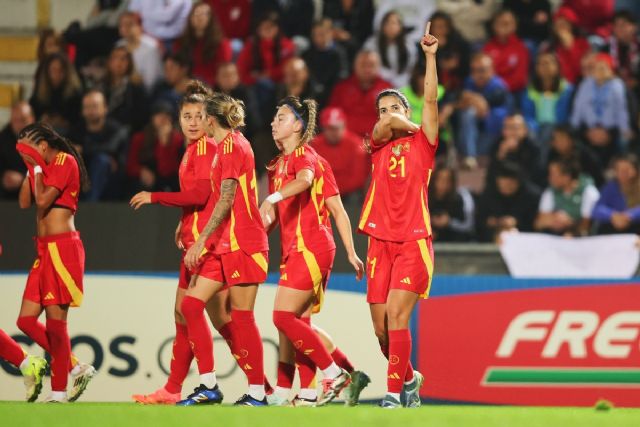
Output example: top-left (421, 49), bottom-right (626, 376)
top-left (386, 289), bottom-right (419, 330)
top-left (273, 285), bottom-right (314, 315)
top-left (229, 283), bottom-right (259, 311)
top-left (206, 289), bottom-right (231, 330)
top-left (44, 304), bottom-right (69, 321)
top-left (19, 299), bottom-right (43, 318)
top-left (185, 275), bottom-right (225, 303)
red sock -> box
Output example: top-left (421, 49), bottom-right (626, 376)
top-left (295, 317), bottom-right (317, 388)
top-left (265, 377), bottom-right (274, 394)
top-left (46, 319), bottom-right (71, 392)
top-left (164, 322), bottom-right (193, 394)
top-left (181, 296), bottom-right (214, 374)
top-left (273, 311), bottom-right (333, 370)
top-left (277, 362), bottom-right (295, 388)
top-left (218, 322), bottom-right (233, 348)
top-left (380, 342), bottom-right (414, 382)
top-left (230, 310), bottom-right (264, 385)
top-left (387, 329), bottom-right (411, 393)
top-left (331, 347), bottom-right (354, 373)
top-left (0, 328), bottom-right (26, 367)
top-left (17, 316), bottom-right (50, 352)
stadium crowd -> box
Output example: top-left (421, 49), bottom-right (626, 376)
top-left (2, 0), bottom-right (640, 242)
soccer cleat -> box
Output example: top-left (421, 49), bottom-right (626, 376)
top-left (291, 395), bottom-right (317, 407)
top-left (176, 384), bottom-right (224, 406)
top-left (402, 370), bottom-right (424, 408)
top-left (318, 369), bottom-right (351, 406)
top-left (266, 393), bottom-right (291, 406)
top-left (43, 394), bottom-right (69, 403)
top-left (234, 394), bottom-right (268, 406)
top-left (132, 387), bottom-right (181, 404)
top-left (68, 363), bottom-right (97, 402)
top-left (20, 355), bottom-right (47, 402)
top-left (379, 393), bottom-right (402, 409)
top-left (343, 370), bottom-right (371, 406)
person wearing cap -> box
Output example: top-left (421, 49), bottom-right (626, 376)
top-left (571, 52), bottom-right (631, 168)
top-left (126, 101), bottom-right (183, 194)
top-left (311, 107), bottom-right (370, 200)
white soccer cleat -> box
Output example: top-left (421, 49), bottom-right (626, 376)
top-left (68, 363), bottom-right (97, 402)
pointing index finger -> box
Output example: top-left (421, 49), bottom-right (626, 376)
top-left (425, 21), bottom-right (431, 36)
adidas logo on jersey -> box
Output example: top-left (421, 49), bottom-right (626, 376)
top-left (388, 372), bottom-right (401, 380)
top-left (243, 364), bottom-right (252, 370)
top-left (400, 277), bottom-right (412, 285)
top-left (231, 270), bottom-right (240, 279)
top-left (44, 292), bottom-right (55, 300)
top-left (303, 349), bottom-right (314, 356)
top-left (281, 273), bottom-right (288, 280)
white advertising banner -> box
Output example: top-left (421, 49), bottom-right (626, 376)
top-left (499, 232), bottom-right (640, 278)
top-left (0, 274), bottom-right (386, 402)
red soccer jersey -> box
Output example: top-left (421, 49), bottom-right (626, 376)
top-left (209, 131), bottom-right (268, 255)
top-left (358, 128), bottom-right (438, 242)
top-left (44, 152), bottom-right (80, 213)
top-left (268, 146), bottom-right (335, 258)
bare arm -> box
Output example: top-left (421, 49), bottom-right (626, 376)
top-left (326, 195), bottom-right (364, 280)
top-left (18, 177), bottom-right (32, 209)
top-left (421, 22), bottom-right (439, 144)
top-left (371, 113), bottom-right (420, 147)
top-left (278, 169), bottom-right (314, 199)
top-left (32, 172), bottom-right (61, 211)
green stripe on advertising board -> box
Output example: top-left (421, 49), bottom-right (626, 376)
top-left (486, 368), bottom-right (640, 384)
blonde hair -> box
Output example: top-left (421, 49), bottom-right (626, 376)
top-left (206, 92), bottom-right (245, 129)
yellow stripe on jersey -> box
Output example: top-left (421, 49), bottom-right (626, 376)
top-left (223, 138), bottom-right (234, 154)
top-left (251, 252), bottom-right (268, 274)
top-left (295, 147), bottom-right (305, 157)
top-left (310, 176), bottom-right (323, 225)
top-left (230, 210), bottom-right (240, 252)
top-left (47, 242), bottom-right (83, 307)
top-left (192, 211), bottom-right (208, 256)
top-left (196, 138), bottom-right (207, 156)
top-left (420, 185), bottom-right (432, 236)
top-left (238, 173), bottom-right (251, 219)
top-left (251, 173), bottom-right (258, 205)
top-left (358, 181), bottom-right (376, 229)
top-left (417, 238), bottom-right (434, 298)
top-left (55, 152), bottom-right (67, 166)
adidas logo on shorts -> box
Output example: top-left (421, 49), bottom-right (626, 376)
top-left (44, 292), bottom-right (55, 300)
top-left (400, 277), bottom-right (412, 285)
top-left (231, 270), bottom-right (240, 279)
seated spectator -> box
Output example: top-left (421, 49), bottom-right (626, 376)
top-left (401, 64), bottom-right (444, 124)
top-left (328, 50), bottom-right (391, 137)
top-left (71, 90), bottom-right (129, 201)
top-left (128, 0), bottom-right (192, 50)
top-left (593, 153), bottom-right (640, 234)
top-left (540, 7), bottom-right (591, 84)
top-left (482, 9), bottom-right (530, 93)
top-left (570, 53), bottom-right (630, 169)
top-left (436, 0), bottom-right (500, 46)
top-left (29, 53), bottom-right (83, 134)
top-left (503, 0), bottom-right (551, 46)
top-left (521, 52), bottom-right (574, 144)
top-left (214, 62), bottom-right (260, 139)
top-left (428, 164), bottom-right (475, 241)
top-left (303, 18), bottom-right (350, 107)
top-left (311, 107), bottom-right (369, 199)
top-left (476, 161), bottom-right (540, 242)
top-left (486, 113), bottom-right (542, 189)
top-left (37, 28), bottom-right (73, 63)
top-left (100, 46), bottom-right (149, 133)
top-left (275, 57), bottom-right (321, 103)
top-left (364, 10), bottom-right (417, 88)
top-left (126, 101), bottom-right (183, 194)
top-left (174, 1), bottom-right (232, 86)
top-left (535, 158), bottom-right (600, 236)
top-left (373, 0), bottom-right (435, 45)
top-left (546, 125), bottom-right (604, 188)
top-left (117, 11), bottom-right (163, 92)
top-left (322, 0), bottom-right (375, 63)
top-left (251, 0), bottom-right (315, 49)
top-left (0, 102), bottom-right (35, 199)
top-left (208, 0), bottom-right (251, 41)
top-left (440, 53), bottom-right (512, 167)
top-left (603, 10), bottom-right (640, 97)
top-left (152, 52), bottom-right (192, 114)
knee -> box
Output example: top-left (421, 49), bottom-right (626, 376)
top-left (272, 310), bottom-right (294, 331)
top-left (386, 307), bottom-right (410, 329)
top-left (16, 316), bottom-right (31, 333)
top-left (174, 308), bottom-right (185, 324)
top-left (180, 296), bottom-right (203, 320)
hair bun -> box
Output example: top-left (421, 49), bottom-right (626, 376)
top-left (184, 80), bottom-right (212, 97)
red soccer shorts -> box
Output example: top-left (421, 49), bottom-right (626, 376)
top-left (24, 231), bottom-right (85, 307)
top-left (196, 250), bottom-right (269, 287)
top-left (278, 249), bottom-right (335, 313)
top-left (178, 249), bottom-right (226, 289)
top-left (365, 237), bottom-right (434, 304)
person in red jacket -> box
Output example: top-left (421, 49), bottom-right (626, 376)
top-left (561, 0), bottom-right (614, 38)
top-left (207, 0), bottom-right (251, 40)
top-left (483, 9), bottom-right (530, 93)
top-left (173, 1), bottom-right (232, 87)
top-left (328, 50), bottom-right (392, 137)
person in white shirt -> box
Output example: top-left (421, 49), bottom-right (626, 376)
top-left (128, 0), bottom-right (191, 48)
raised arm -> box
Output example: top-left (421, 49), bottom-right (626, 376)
top-left (421, 22), bottom-right (439, 144)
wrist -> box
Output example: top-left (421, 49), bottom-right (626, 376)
top-left (33, 165), bottom-right (43, 175)
top-left (266, 191), bottom-right (283, 204)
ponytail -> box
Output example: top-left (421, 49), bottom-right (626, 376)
top-left (277, 95), bottom-right (318, 145)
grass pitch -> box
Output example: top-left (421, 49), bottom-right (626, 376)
top-left (1, 402), bottom-right (639, 427)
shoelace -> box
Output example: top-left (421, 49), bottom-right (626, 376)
top-left (187, 384), bottom-right (208, 398)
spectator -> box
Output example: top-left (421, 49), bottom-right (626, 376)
top-left (126, 101), bottom-right (183, 194)
top-left (71, 90), bottom-right (129, 201)
top-left (174, 1), bottom-right (232, 86)
top-left (541, 7), bottom-right (591, 84)
top-left (29, 52), bottom-right (83, 133)
top-left (476, 161), bottom-right (540, 242)
top-left (128, 0), bottom-right (192, 50)
top-left (0, 102), bottom-right (35, 199)
top-left (311, 107), bottom-right (369, 199)
top-left (486, 113), bottom-right (542, 189)
top-left (364, 10), bottom-right (418, 88)
top-left (503, 0), bottom-right (551, 46)
top-left (400, 64), bottom-right (444, 124)
top-left (373, 0), bottom-right (436, 45)
top-left (328, 50), bottom-right (392, 137)
top-left (152, 52), bottom-right (192, 113)
top-left (521, 52), bottom-right (574, 143)
top-left (37, 28), bottom-right (72, 63)
top-left (208, 0), bottom-right (251, 40)
top-left (483, 9), bottom-right (530, 93)
top-left (440, 53), bottom-right (512, 167)
top-left (561, 0), bottom-right (614, 39)
top-left (275, 57), bottom-right (321, 103)
top-left (100, 46), bottom-right (149, 133)
top-left (535, 158), bottom-right (600, 236)
top-left (428, 164), bottom-right (475, 241)
top-left (436, 0), bottom-right (500, 46)
top-left (323, 0), bottom-right (375, 62)
top-left (593, 153), bottom-right (640, 234)
top-left (603, 10), bottom-right (640, 96)
top-left (546, 125), bottom-right (604, 188)
top-left (252, 0), bottom-right (315, 49)
top-left (570, 53), bottom-right (630, 169)
top-left (117, 11), bottom-right (163, 92)
top-left (303, 19), bottom-right (350, 108)
top-left (214, 62), bottom-right (260, 138)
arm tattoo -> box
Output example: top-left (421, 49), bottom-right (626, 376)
top-left (199, 179), bottom-right (237, 241)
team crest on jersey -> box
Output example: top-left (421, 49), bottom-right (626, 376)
top-left (391, 142), bottom-right (409, 156)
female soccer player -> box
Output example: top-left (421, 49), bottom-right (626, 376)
top-left (178, 92), bottom-right (269, 407)
top-left (0, 328), bottom-right (47, 401)
top-left (358, 23), bottom-right (439, 408)
top-left (258, 96), bottom-right (351, 406)
top-left (16, 123), bottom-right (94, 403)
top-left (130, 81), bottom-right (218, 405)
